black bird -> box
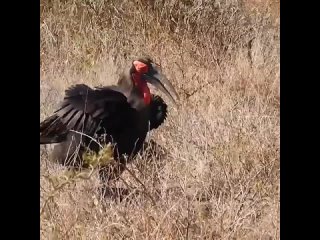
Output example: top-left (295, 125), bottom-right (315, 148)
top-left (40, 57), bottom-right (179, 182)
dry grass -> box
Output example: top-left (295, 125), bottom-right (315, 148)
top-left (40, 0), bottom-right (280, 239)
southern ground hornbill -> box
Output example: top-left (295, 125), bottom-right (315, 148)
top-left (40, 57), bottom-right (179, 182)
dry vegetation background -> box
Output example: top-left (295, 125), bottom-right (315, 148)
top-left (40, 0), bottom-right (280, 239)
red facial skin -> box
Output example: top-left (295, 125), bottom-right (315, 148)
top-left (132, 61), bottom-right (151, 105)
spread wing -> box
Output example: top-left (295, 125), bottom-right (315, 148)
top-left (40, 84), bottom-right (134, 144)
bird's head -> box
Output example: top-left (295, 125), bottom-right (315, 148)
top-left (129, 56), bottom-right (179, 105)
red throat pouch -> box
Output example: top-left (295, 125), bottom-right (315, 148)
top-left (132, 73), bottom-right (151, 105)
top-left (141, 81), bottom-right (151, 105)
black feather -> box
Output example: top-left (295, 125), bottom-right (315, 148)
top-left (40, 84), bottom-right (132, 143)
top-left (149, 95), bottom-right (168, 130)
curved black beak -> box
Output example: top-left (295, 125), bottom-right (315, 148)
top-left (143, 63), bottom-right (179, 105)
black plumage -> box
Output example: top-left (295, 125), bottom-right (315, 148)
top-left (40, 57), bottom-right (178, 182)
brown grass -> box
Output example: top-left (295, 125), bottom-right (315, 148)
top-left (40, 0), bottom-right (280, 239)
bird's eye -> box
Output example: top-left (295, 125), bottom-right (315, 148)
top-left (154, 62), bottom-right (161, 68)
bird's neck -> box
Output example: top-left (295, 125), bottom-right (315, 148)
top-left (117, 71), bottom-right (151, 109)
top-left (132, 73), bottom-right (151, 105)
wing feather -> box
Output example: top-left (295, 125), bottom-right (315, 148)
top-left (40, 84), bottom-right (133, 142)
